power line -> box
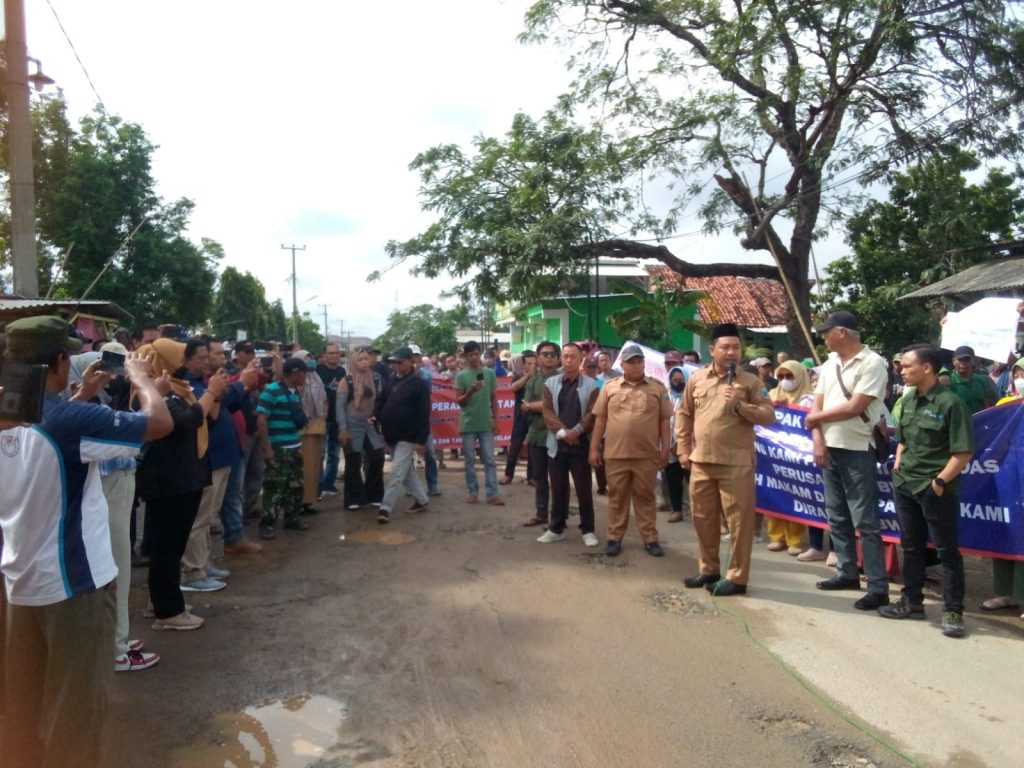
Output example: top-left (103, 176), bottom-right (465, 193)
top-left (43, 0), bottom-right (106, 110)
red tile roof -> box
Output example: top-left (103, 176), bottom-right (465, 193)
top-left (647, 266), bottom-right (789, 327)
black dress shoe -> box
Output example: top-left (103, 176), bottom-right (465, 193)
top-left (283, 518), bottom-right (310, 531)
top-left (644, 542), bottom-right (664, 557)
top-left (854, 592), bottom-right (890, 610)
top-left (682, 573), bottom-right (721, 588)
top-left (816, 576), bottom-right (862, 591)
top-left (606, 540), bottom-right (622, 557)
top-left (705, 579), bottom-right (747, 596)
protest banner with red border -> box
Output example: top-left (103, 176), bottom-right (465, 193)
top-left (430, 376), bottom-right (515, 449)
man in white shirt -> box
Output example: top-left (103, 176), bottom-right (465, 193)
top-left (804, 310), bottom-right (890, 611)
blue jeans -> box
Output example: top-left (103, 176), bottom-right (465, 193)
top-left (219, 453), bottom-right (246, 546)
top-left (424, 434), bottom-right (439, 494)
top-left (320, 421), bottom-right (341, 492)
top-left (823, 447), bottom-right (889, 595)
top-left (381, 441), bottom-right (428, 512)
top-left (461, 431), bottom-right (498, 500)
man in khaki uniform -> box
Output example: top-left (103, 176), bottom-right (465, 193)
top-left (677, 323), bottom-right (776, 595)
top-left (589, 343), bottom-right (673, 557)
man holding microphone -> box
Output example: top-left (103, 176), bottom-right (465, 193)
top-left (677, 323), bottom-right (776, 596)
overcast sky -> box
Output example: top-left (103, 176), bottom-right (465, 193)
top-left (19, 0), bottom-right (843, 338)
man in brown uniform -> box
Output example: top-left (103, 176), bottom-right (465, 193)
top-left (589, 343), bottom-right (673, 557)
top-left (677, 323), bottom-right (776, 595)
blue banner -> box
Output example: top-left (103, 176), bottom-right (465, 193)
top-left (755, 400), bottom-right (1024, 561)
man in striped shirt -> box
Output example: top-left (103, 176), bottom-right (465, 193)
top-left (256, 357), bottom-right (309, 539)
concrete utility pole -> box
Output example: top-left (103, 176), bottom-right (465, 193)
top-left (318, 302), bottom-right (331, 341)
top-left (5, 0), bottom-right (39, 298)
top-left (281, 244), bottom-right (306, 345)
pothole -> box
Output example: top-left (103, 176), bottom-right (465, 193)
top-left (644, 588), bottom-right (716, 616)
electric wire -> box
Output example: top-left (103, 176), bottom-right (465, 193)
top-left (43, 0), bottom-right (106, 111)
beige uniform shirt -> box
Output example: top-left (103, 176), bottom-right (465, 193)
top-left (592, 376), bottom-right (673, 460)
top-left (676, 366), bottom-right (776, 466)
top-left (814, 348), bottom-right (888, 450)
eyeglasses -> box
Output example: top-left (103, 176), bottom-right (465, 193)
top-left (539, 351), bottom-right (559, 357)
top-left (776, 372), bottom-right (794, 380)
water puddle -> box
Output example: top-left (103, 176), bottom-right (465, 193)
top-left (345, 529), bottom-right (416, 545)
top-left (170, 694), bottom-right (348, 768)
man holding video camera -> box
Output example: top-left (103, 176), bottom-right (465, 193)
top-left (0, 315), bottom-right (172, 768)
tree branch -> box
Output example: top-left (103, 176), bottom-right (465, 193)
top-left (576, 238), bottom-right (780, 279)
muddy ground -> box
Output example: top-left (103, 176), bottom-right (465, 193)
top-left (102, 462), bottom-right (1021, 768)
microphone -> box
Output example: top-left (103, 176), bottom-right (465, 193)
top-left (726, 362), bottom-right (736, 385)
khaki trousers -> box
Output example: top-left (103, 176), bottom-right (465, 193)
top-left (301, 434), bottom-right (323, 507)
top-left (690, 461), bottom-right (756, 585)
top-left (3, 588), bottom-right (114, 768)
top-left (605, 457), bottom-right (661, 544)
top-left (182, 466), bottom-right (230, 583)
top-left (101, 469), bottom-right (136, 657)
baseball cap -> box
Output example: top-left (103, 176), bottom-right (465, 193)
top-left (620, 343), bottom-right (644, 361)
top-left (99, 341), bottom-right (129, 356)
top-left (892, 352), bottom-right (903, 362)
top-left (408, 344), bottom-right (422, 356)
top-left (282, 357), bottom-right (307, 374)
top-left (584, 356), bottom-right (598, 368)
top-left (750, 357), bottom-right (772, 368)
top-left (5, 315), bottom-right (84, 357)
top-left (388, 346), bottom-right (414, 362)
top-left (664, 351), bottom-right (683, 364)
top-left (954, 346), bottom-right (975, 359)
top-left (813, 310), bottom-right (858, 334)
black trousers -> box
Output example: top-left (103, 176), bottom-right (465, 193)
top-left (343, 436), bottom-right (385, 507)
top-left (504, 417), bottom-right (532, 478)
top-left (549, 450), bottom-right (594, 535)
top-left (146, 490), bottom-right (202, 619)
top-left (529, 443), bottom-right (550, 519)
top-left (895, 483), bottom-right (965, 612)
top-left (663, 461), bottom-right (689, 512)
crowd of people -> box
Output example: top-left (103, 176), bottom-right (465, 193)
top-left (1, 306), bottom-right (1022, 766)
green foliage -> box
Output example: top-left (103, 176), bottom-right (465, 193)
top-left (385, 0), bottom-right (1024, 358)
top-left (379, 110), bottom-right (638, 304)
top-left (293, 312), bottom-right (325, 356)
top-left (210, 265), bottom-right (273, 340)
top-left (1, 94), bottom-right (218, 325)
top-left (606, 278), bottom-right (710, 350)
top-left (372, 304), bottom-right (463, 357)
top-left (819, 150), bottom-right (1024, 354)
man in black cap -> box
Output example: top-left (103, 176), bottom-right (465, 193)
top-left (804, 309), bottom-right (891, 610)
top-left (677, 323), bottom-right (776, 594)
top-left (375, 346), bottom-right (432, 523)
top-left (0, 315), bottom-right (172, 767)
top-left (949, 345), bottom-right (997, 414)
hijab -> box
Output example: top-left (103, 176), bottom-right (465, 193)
top-left (137, 339), bottom-right (208, 458)
top-left (769, 360), bottom-right (814, 404)
top-left (347, 351), bottom-right (376, 415)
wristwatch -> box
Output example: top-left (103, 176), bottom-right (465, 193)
top-left (934, 477), bottom-right (946, 489)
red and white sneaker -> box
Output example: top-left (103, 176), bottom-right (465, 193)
top-left (115, 649), bottom-right (160, 672)
top-left (127, 639), bottom-right (145, 652)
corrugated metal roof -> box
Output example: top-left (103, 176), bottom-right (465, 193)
top-left (900, 257), bottom-right (1024, 299)
top-left (0, 298), bottom-right (134, 321)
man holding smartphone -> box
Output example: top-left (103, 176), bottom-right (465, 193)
top-left (455, 340), bottom-right (503, 505)
top-left (0, 315), bottom-right (173, 768)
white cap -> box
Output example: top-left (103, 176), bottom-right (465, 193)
top-left (409, 343), bottom-right (422, 355)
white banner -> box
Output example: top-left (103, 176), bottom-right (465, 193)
top-left (941, 297), bottom-right (1021, 362)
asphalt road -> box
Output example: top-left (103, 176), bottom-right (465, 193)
top-left (103, 462), bottom-right (1023, 768)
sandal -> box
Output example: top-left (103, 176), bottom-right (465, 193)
top-left (981, 596), bottom-right (1021, 611)
top-left (523, 517), bottom-right (547, 527)
top-left (498, 476), bottom-right (513, 485)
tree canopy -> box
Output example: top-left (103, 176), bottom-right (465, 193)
top-left (819, 149), bottom-right (1024, 354)
top-left (1, 94), bottom-right (218, 326)
top-left (372, 304), bottom-right (464, 357)
top-left (384, 0), bottom-right (1024, 356)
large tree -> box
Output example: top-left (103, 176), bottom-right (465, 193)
top-left (1, 94), bottom-right (218, 325)
top-left (820, 150), bottom-right (1024, 354)
top-left (210, 264), bottom-right (273, 340)
top-left (385, 0), bottom-right (1024, 355)
top-left (372, 304), bottom-right (462, 357)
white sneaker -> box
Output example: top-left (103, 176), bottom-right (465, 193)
top-left (537, 530), bottom-right (565, 543)
top-left (152, 611), bottom-right (204, 631)
top-left (115, 649), bottom-right (160, 671)
top-left (582, 532), bottom-right (600, 547)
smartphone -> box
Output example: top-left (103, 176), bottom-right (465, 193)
top-left (100, 350), bottom-right (126, 376)
top-left (475, 372), bottom-right (484, 382)
top-left (0, 361), bottom-right (49, 424)
top-left (260, 356), bottom-right (274, 370)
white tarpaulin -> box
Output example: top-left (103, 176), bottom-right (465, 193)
top-left (940, 297), bottom-right (1022, 362)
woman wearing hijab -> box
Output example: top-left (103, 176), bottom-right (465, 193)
top-left (291, 350), bottom-right (328, 513)
top-left (135, 339), bottom-right (227, 631)
top-left (338, 348), bottom-right (386, 510)
top-left (664, 365), bottom-right (689, 523)
top-left (766, 360), bottom-right (813, 556)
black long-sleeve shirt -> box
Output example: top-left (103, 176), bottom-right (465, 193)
top-left (377, 372), bottom-right (430, 446)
